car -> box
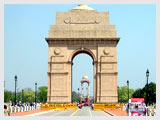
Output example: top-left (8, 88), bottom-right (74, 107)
top-left (78, 103), bottom-right (82, 109)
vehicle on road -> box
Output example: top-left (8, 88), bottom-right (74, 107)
top-left (129, 98), bottom-right (146, 116)
top-left (78, 103), bottom-right (83, 109)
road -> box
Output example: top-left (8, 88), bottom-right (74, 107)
top-left (36, 106), bottom-right (111, 116)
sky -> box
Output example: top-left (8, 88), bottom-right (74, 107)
top-left (4, 4), bottom-right (156, 97)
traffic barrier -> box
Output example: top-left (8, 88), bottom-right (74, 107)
top-left (94, 104), bottom-right (105, 110)
top-left (55, 104), bottom-right (65, 110)
top-left (94, 103), bottom-right (124, 111)
top-left (40, 103), bottom-right (77, 110)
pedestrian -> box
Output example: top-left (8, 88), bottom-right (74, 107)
top-left (4, 105), bottom-right (10, 116)
top-left (92, 103), bottom-right (94, 110)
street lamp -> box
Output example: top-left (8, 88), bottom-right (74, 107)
top-left (35, 82), bottom-right (37, 103)
top-left (22, 89), bottom-right (24, 103)
top-left (118, 86), bottom-right (119, 103)
top-left (77, 88), bottom-right (80, 102)
top-left (4, 80), bottom-right (5, 89)
top-left (14, 75), bottom-right (17, 105)
top-left (146, 69), bottom-right (149, 106)
top-left (127, 80), bottom-right (129, 115)
top-left (127, 80), bottom-right (129, 102)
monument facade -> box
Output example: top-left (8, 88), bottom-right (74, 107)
top-left (46, 5), bottom-right (120, 103)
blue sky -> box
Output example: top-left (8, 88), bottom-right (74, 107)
top-left (4, 4), bottom-right (156, 96)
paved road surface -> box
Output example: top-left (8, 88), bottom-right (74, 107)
top-left (36, 106), bottom-right (110, 116)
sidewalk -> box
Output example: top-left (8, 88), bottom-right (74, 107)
top-left (10, 109), bottom-right (47, 116)
top-left (104, 109), bottom-right (128, 116)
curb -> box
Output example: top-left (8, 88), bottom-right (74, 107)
top-left (104, 110), bottom-right (116, 116)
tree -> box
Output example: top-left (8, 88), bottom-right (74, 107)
top-left (132, 88), bottom-right (145, 98)
top-left (147, 82), bottom-right (156, 104)
top-left (23, 90), bottom-right (35, 102)
top-left (4, 90), bottom-right (12, 103)
top-left (37, 86), bottom-right (48, 102)
top-left (118, 86), bottom-right (134, 103)
top-left (72, 91), bottom-right (80, 102)
top-left (142, 82), bottom-right (156, 104)
top-left (132, 82), bottom-right (156, 104)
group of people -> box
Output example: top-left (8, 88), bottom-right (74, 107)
top-left (4, 100), bottom-right (41, 116)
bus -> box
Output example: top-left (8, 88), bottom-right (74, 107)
top-left (129, 98), bottom-right (146, 116)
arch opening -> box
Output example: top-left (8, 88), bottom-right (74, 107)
top-left (70, 48), bottom-right (96, 63)
top-left (71, 52), bottom-right (94, 104)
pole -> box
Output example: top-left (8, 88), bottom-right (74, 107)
top-left (4, 80), bottom-right (5, 89)
top-left (78, 88), bottom-right (79, 102)
top-left (146, 76), bottom-right (148, 106)
top-left (127, 80), bottom-right (129, 116)
top-left (118, 86), bottom-right (119, 103)
top-left (15, 75), bottom-right (17, 105)
top-left (146, 69), bottom-right (149, 106)
top-left (128, 82), bottom-right (129, 103)
top-left (22, 90), bottom-right (24, 103)
top-left (35, 83), bottom-right (37, 103)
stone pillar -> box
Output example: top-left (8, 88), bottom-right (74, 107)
top-left (81, 83), bottom-right (83, 98)
top-left (88, 83), bottom-right (90, 98)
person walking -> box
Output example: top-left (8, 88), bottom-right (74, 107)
top-left (92, 103), bottom-right (94, 110)
top-left (4, 105), bottom-right (10, 116)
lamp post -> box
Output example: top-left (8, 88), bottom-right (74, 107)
top-left (4, 80), bottom-right (5, 89)
top-left (35, 83), bottom-right (37, 103)
top-left (14, 75), bottom-right (17, 105)
top-left (127, 80), bottom-right (129, 115)
top-left (22, 89), bottom-right (24, 103)
top-left (77, 88), bottom-right (80, 102)
top-left (146, 69), bottom-right (149, 106)
top-left (118, 86), bottom-right (119, 103)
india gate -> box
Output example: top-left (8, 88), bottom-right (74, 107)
top-left (45, 5), bottom-right (120, 103)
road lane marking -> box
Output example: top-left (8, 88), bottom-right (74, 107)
top-left (70, 109), bottom-right (79, 116)
top-left (89, 109), bottom-right (92, 116)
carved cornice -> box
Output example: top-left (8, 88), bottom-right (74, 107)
top-left (48, 72), bottom-right (68, 74)
top-left (45, 38), bottom-right (120, 45)
top-left (46, 38), bottom-right (120, 41)
top-left (97, 72), bottom-right (118, 75)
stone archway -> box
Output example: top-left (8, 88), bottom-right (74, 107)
top-left (70, 48), bottom-right (95, 103)
top-left (80, 76), bottom-right (91, 103)
top-left (45, 5), bottom-right (120, 103)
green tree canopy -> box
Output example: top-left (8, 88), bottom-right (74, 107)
top-left (147, 82), bottom-right (156, 104)
top-left (118, 86), bottom-right (134, 103)
top-left (23, 90), bottom-right (35, 102)
top-left (37, 86), bottom-right (48, 102)
top-left (132, 82), bottom-right (156, 104)
top-left (132, 88), bottom-right (145, 98)
top-left (4, 90), bottom-right (12, 103)
top-left (72, 91), bottom-right (80, 102)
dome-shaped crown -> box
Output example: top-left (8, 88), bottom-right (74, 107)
top-left (82, 75), bottom-right (88, 80)
top-left (72, 4), bottom-right (94, 10)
